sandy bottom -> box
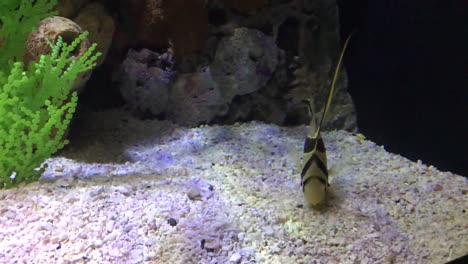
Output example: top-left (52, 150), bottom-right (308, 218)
top-left (0, 109), bottom-right (466, 264)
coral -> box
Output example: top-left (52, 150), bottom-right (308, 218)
top-left (0, 0), bottom-right (57, 72)
top-left (0, 33), bottom-right (100, 188)
top-left (25, 16), bottom-right (91, 92)
top-left (0, 1), bottom-right (101, 188)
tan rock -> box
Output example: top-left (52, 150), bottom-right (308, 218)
top-left (73, 1), bottom-right (115, 66)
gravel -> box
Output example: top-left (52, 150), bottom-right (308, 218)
top-left (0, 109), bottom-right (466, 263)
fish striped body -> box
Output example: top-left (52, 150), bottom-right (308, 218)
top-left (301, 133), bottom-right (329, 206)
top-left (300, 32), bottom-right (354, 207)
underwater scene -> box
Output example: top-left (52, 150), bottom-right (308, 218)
top-left (0, 0), bottom-right (466, 263)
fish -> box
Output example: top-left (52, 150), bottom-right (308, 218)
top-left (300, 32), bottom-right (354, 207)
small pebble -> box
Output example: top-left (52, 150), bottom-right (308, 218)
top-left (270, 245), bottom-right (281, 254)
top-left (88, 187), bottom-right (106, 197)
top-left (123, 224), bottom-right (135, 233)
top-left (204, 241), bottom-right (221, 252)
top-left (229, 252), bottom-right (242, 263)
top-left (246, 196), bottom-right (257, 204)
top-left (104, 232), bottom-right (117, 243)
top-left (200, 239), bottom-right (206, 249)
top-left (167, 218), bottom-right (177, 227)
top-left (114, 186), bottom-right (131, 196)
top-left (106, 221), bottom-right (115, 233)
top-left (3, 211), bottom-right (15, 220)
top-left (128, 249), bottom-right (144, 262)
top-left (38, 223), bottom-right (54, 231)
top-left (263, 226), bottom-right (275, 236)
top-left (108, 248), bottom-right (121, 257)
top-left (187, 187), bottom-right (202, 200)
top-left (93, 239), bottom-right (103, 248)
top-left (240, 247), bottom-right (256, 258)
top-left (67, 197), bottom-right (79, 203)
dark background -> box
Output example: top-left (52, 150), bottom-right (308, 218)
top-left (337, 0), bottom-right (467, 176)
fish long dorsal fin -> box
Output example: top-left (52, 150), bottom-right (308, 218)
top-left (302, 99), bottom-right (318, 138)
top-left (313, 31), bottom-right (355, 142)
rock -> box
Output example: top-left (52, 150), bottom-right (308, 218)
top-left (114, 186), bottom-right (132, 196)
top-left (223, 92), bottom-right (287, 125)
top-left (122, 0), bottom-right (168, 49)
top-left (117, 49), bottom-right (176, 116)
top-left (73, 1), bottom-right (115, 66)
top-left (103, 232), bottom-right (118, 243)
top-left (168, 69), bottom-right (228, 126)
top-left (210, 28), bottom-right (279, 100)
top-left (222, 96), bottom-right (253, 124)
top-left (224, 0), bottom-right (268, 14)
top-left (229, 252), bottom-right (242, 263)
top-left (164, 0), bottom-right (209, 58)
top-left (56, 0), bottom-right (92, 18)
top-left (186, 180), bottom-right (215, 200)
top-left (128, 248), bottom-right (144, 262)
top-left (167, 218), bottom-right (177, 227)
top-left (240, 246), bottom-right (256, 258)
top-left (105, 220), bottom-right (115, 233)
top-left (259, 49), bottom-right (291, 99)
top-left (203, 240), bottom-right (221, 252)
top-left (88, 186), bottom-right (106, 197)
top-left (92, 239), bottom-right (103, 248)
top-left (78, 232), bottom-right (88, 239)
top-left (250, 93), bottom-right (287, 125)
top-left (121, 0), bottom-right (208, 59)
top-left (212, 1), bottom-right (357, 129)
top-left (187, 186), bottom-right (202, 201)
top-left (270, 244), bottom-right (281, 254)
top-left (108, 247), bottom-right (121, 257)
top-left (263, 226), bottom-right (275, 236)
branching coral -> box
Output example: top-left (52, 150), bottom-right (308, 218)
top-left (0, 0), bottom-right (57, 72)
top-left (0, 0), bottom-right (101, 188)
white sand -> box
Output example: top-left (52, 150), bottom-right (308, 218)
top-left (0, 109), bottom-right (466, 263)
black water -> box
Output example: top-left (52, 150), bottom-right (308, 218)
top-left (338, 0), bottom-right (468, 176)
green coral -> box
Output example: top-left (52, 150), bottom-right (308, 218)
top-left (0, 0), bottom-right (101, 188)
top-left (0, 0), bottom-right (58, 73)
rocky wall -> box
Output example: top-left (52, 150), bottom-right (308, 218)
top-left (51, 0), bottom-right (356, 130)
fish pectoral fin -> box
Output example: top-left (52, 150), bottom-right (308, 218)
top-left (286, 144), bottom-right (303, 174)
